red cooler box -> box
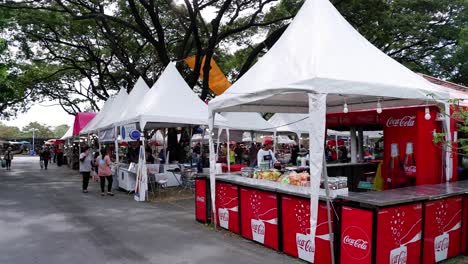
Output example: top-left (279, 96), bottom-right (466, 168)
top-left (340, 187), bottom-right (427, 264)
top-left (281, 195), bottom-right (335, 264)
top-left (423, 196), bottom-right (463, 263)
top-left (240, 187), bottom-right (279, 250)
top-left (215, 181), bottom-right (240, 233)
top-left (195, 177), bottom-right (211, 223)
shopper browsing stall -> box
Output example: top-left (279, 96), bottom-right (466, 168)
top-left (257, 139), bottom-right (277, 170)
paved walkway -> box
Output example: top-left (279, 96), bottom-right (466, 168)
top-left (0, 156), bottom-right (299, 264)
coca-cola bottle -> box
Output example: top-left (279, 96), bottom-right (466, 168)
top-left (403, 142), bottom-right (416, 186)
top-left (387, 143), bottom-right (405, 189)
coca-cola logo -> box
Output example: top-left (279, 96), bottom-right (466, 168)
top-left (252, 222), bottom-right (265, 235)
top-left (390, 249), bottom-right (407, 264)
top-left (435, 237), bottom-right (449, 252)
top-left (343, 235), bottom-right (369, 250)
top-left (296, 236), bottom-right (313, 252)
top-left (219, 211), bottom-right (229, 221)
top-left (342, 226), bottom-right (371, 260)
top-left (196, 196), bottom-right (205, 203)
top-left (386, 116), bottom-right (416, 127)
top-left (404, 165), bottom-right (416, 174)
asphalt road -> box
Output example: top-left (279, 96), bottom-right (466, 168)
top-left (0, 156), bottom-right (299, 264)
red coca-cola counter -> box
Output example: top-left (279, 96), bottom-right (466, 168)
top-left (195, 174), bottom-right (211, 223)
top-left (197, 173), bottom-right (344, 263)
top-left (451, 180), bottom-right (468, 255)
top-left (339, 183), bottom-right (467, 264)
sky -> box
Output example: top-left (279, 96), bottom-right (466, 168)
top-left (3, 100), bottom-right (75, 129)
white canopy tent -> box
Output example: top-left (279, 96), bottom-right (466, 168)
top-left (119, 63), bottom-right (227, 130)
top-left (98, 88), bottom-right (131, 130)
top-left (113, 77), bottom-right (150, 126)
top-left (81, 94), bottom-right (118, 134)
top-left (207, 0), bottom-right (450, 262)
top-left (60, 126), bottom-right (73, 140)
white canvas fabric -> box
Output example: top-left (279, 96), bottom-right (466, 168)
top-left (219, 112), bottom-right (274, 132)
top-left (268, 113), bottom-right (309, 135)
top-left (114, 77), bottom-right (150, 126)
top-left (119, 63), bottom-right (226, 129)
top-left (60, 126), bottom-right (73, 140)
top-left (81, 96), bottom-right (116, 134)
top-left (98, 88), bottom-right (130, 130)
top-left (208, 0), bottom-right (448, 114)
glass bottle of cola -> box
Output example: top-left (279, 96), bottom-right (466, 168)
top-left (387, 143), bottom-right (405, 189)
top-left (403, 142), bottom-right (416, 186)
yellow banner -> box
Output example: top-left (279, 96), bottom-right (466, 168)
top-left (184, 56), bottom-right (231, 95)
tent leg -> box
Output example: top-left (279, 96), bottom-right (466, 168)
top-left (114, 126), bottom-right (119, 164)
top-left (273, 131), bottom-right (277, 154)
top-left (227, 129), bottom-right (231, 172)
top-left (208, 111), bottom-right (217, 229)
top-left (350, 127), bottom-right (357, 163)
top-left (322, 156), bottom-right (335, 264)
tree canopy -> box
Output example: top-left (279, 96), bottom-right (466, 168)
top-left (0, 122), bottom-right (67, 139)
top-left (0, 0), bottom-right (466, 118)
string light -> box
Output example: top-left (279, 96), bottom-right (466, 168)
top-left (376, 100), bottom-right (382, 114)
top-left (425, 106), bottom-right (431, 120)
top-left (343, 102), bottom-right (349, 114)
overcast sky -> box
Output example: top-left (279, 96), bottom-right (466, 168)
top-left (3, 100), bottom-right (75, 129)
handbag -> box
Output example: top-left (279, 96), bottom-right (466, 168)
top-left (1, 159), bottom-right (5, 168)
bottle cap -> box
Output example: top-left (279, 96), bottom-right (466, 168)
top-left (391, 143), bottom-right (399, 157)
top-left (406, 142), bottom-right (413, 155)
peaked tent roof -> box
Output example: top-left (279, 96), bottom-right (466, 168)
top-left (220, 112), bottom-right (274, 131)
top-left (73, 112), bottom-right (96, 136)
top-left (81, 96), bottom-right (116, 134)
top-left (60, 125), bottom-right (73, 140)
top-left (209, 0), bottom-right (448, 114)
top-left (97, 88), bottom-right (129, 130)
top-left (114, 77), bottom-right (150, 126)
top-left (120, 63), bottom-right (226, 129)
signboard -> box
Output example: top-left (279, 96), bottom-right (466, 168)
top-left (98, 128), bottom-right (115, 142)
top-left (121, 124), bottom-right (137, 141)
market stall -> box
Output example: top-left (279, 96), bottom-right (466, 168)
top-left (204, 0), bottom-right (450, 263)
top-left (195, 172), bottom-right (346, 263)
top-left (111, 63), bottom-right (227, 195)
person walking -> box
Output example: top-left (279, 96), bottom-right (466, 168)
top-left (40, 147), bottom-right (52, 170)
top-left (4, 147), bottom-right (13, 170)
top-left (79, 146), bottom-right (93, 193)
top-left (96, 148), bottom-right (114, 196)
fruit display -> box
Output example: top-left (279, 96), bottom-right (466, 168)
top-left (278, 171), bottom-right (310, 186)
top-left (253, 169), bottom-right (282, 181)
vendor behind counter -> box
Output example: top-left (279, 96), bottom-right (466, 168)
top-left (257, 139), bottom-right (278, 170)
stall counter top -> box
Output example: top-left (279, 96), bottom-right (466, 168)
top-left (339, 181), bottom-right (468, 207)
top-left (326, 162), bottom-right (376, 168)
top-left (216, 174), bottom-right (347, 200)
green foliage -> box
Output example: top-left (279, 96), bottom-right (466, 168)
top-left (0, 0), bottom-right (466, 111)
top-left (21, 122), bottom-right (54, 139)
top-left (0, 122), bottom-right (21, 138)
top-left (53, 124), bottom-right (70, 139)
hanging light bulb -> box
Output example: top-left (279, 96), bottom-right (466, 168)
top-left (376, 101), bottom-right (382, 114)
top-left (425, 106), bottom-right (431, 120)
top-left (343, 102), bottom-right (349, 113)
